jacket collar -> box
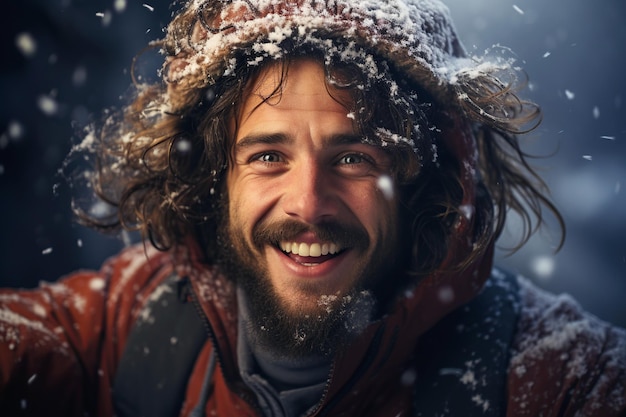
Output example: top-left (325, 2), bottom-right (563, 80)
top-left (173, 233), bottom-right (495, 412)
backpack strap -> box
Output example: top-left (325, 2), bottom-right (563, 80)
top-left (413, 268), bottom-right (520, 416)
top-left (113, 275), bottom-right (209, 417)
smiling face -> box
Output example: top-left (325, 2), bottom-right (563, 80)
top-left (223, 59), bottom-right (400, 354)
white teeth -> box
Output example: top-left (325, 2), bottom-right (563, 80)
top-left (309, 243), bottom-right (321, 257)
top-left (298, 243), bottom-right (309, 257)
top-left (280, 241), bottom-right (340, 257)
top-left (329, 243), bottom-right (338, 254)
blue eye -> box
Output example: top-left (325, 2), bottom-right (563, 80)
top-left (340, 154), bottom-right (365, 165)
top-left (256, 153), bottom-right (281, 163)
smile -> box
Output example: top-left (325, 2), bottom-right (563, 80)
top-left (279, 241), bottom-right (341, 257)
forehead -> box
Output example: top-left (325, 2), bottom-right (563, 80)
top-left (235, 59), bottom-right (355, 137)
top-left (251, 59), bottom-right (326, 96)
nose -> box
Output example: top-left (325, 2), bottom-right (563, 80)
top-left (281, 158), bottom-right (338, 224)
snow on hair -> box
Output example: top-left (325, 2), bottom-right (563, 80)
top-left (69, 0), bottom-right (563, 279)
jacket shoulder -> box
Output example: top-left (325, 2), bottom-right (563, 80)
top-left (507, 276), bottom-right (626, 416)
top-left (0, 243), bottom-right (176, 416)
top-left (100, 244), bottom-right (175, 309)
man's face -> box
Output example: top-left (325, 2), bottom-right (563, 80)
top-left (224, 59), bottom-right (400, 350)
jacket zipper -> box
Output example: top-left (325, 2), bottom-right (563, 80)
top-left (308, 323), bottom-right (386, 417)
top-left (305, 361), bottom-right (336, 417)
top-left (185, 276), bottom-right (264, 416)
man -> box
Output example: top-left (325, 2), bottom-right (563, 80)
top-left (1, 0), bottom-right (625, 416)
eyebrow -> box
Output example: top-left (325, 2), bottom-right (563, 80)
top-left (235, 133), bottom-right (365, 149)
top-left (236, 133), bottom-right (291, 148)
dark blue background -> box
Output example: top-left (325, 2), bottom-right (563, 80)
top-left (1, 0), bottom-right (624, 327)
top-left (447, 0), bottom-right (626, 327)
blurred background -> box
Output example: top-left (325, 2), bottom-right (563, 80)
top-left (1, 0), bottom-right (624, 327)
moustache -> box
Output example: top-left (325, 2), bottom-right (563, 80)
top-left (252, 219), bottom-right (370, 253)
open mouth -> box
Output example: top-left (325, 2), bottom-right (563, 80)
top-left (278, 241), bottom-right (344, 265)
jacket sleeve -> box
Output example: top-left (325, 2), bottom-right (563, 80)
top-left (507, 277), bottom-right (626, 417)
top-left (0, 245), bottom-right (173, 416)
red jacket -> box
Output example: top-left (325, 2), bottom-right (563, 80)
top-left (1, 243), bottom-right (625, 416)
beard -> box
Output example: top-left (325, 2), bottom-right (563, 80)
top-left (217, 215), bottom-right (398, 359)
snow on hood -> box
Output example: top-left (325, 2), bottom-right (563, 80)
top-left (161, 0), bottom-right (486, 112)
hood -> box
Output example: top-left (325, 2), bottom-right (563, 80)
top-left (161, 0), bottom-right (487, 113)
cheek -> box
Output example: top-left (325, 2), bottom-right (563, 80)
top-left (226, 175), bottom-right (277, 234)
top-left (225, 176), bottom-right (248, 234)
top-left (353, 186), bottom-right (398, 233)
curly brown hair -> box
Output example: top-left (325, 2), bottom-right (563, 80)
top-left (72, 5), bottom-right (564, 278)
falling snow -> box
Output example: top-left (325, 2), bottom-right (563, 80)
top-left (530, 255), bottom-right (555, 280)
top-left (459, 204), bottom-right (474, 221)
top-left (72, 66), bottom-right (88, 86)
top-left (89, 277), bottom-right (106, 291)
top-left (15, 33), bottom-right (37, 57)
top-left (96, 11), bottom-right (113, 26)
top-left (7, 121), bottom-right (24, 140)
top-left (89, 201), bottom-right (115, 218)
top-left (37, 95), bottom-right (59, 116)
top-left (376, 175), bottom-right (394, 200)
top-left (114, 0), bottom-right (127, 13)
top-left (437, 285), bottom-right (455, 304)
top-left (592, 106), bottom-right (600, 119)
top-left (176, 139), bottom-right (192, 152)
top-left (400, 368), bottom-right (417, 386)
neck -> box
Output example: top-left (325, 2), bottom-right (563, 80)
top-left (237, 287), bottom-right (332, 391)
